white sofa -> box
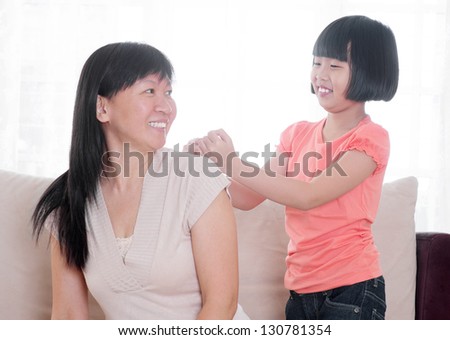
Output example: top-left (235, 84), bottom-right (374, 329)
top-left (0, 170), bottom-right (420, 320)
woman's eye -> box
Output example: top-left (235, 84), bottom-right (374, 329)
top-left (330, 64), bottom-right (341, 69)
top-left (165, 90), bottom-right (172, 96)
top-left (145, 89), bottom-right (154, 94)
top-left (313, 62), bottom-right (321, 67)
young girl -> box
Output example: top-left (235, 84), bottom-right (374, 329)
top-left (194, 15), bottom-right (399, 320)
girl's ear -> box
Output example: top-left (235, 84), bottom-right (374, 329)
top-left (96, 95), bottom-right (109, 123)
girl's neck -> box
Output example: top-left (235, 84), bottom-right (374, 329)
top-left (322, 103), bottom-right (366, 141)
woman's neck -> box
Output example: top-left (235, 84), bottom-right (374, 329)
top-left (101, 144), bottom-right (154, 187)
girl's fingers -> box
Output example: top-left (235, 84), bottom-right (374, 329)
top-left (196, 138), bottom-right (210, 154)
top-left (215, 129), bottom-right (232, 144)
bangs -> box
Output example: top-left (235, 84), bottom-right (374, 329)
top-left (312, 21), bottom-right (351, 61)
top-left (311, 16), bottom-right (399, 102)
top-left (120, 44), bottom-right (174, 86)
top-left (98, 42), bottom-right (174, 98)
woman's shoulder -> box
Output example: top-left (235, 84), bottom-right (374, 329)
top-left (152, 147), bottom-right (225, 181)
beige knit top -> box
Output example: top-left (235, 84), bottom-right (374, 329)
top-left (83, 148), bottom-right (248, 319)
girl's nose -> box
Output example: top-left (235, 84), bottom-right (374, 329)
top-left (315, 70), bottom-right (328, 80)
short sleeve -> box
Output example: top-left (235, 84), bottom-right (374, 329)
top-left (346, 123), bottom-right (390, 174)
top-left (182, 155), bottom-right (230, 230)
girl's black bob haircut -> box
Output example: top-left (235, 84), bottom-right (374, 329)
top-left (312, 15), bottom-right (399, 102)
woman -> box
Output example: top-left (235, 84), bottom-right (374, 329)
top-left (33, 42), bottom-right (247, 320)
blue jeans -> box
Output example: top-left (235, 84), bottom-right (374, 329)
top-left (285, 276), bottom-right (386, 320)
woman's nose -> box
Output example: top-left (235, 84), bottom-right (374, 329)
top-left (156, 97), bottom-right (173, 115)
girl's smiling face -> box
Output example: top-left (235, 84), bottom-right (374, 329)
top-left (310, 56), bottom-right (355, 113)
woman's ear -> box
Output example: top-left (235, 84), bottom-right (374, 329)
top-left (96, 95), bottom-right (109, 123)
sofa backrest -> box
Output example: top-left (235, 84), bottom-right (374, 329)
top-left (0, 169), bottom-right (103, 319)
top-left (0, 169), bottom-right (418, 320)
top-left (372, 176), bottom-right (418, 320)
top-left (236, 176), bottom-right (419, 320)
top-left (0, 170), bottom-right (53, 319)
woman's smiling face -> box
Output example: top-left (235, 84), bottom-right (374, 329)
top-left (97, 73), bottom-right (177, 153)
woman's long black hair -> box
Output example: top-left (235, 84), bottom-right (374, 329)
top-left (32, 42), bottom-right (174, 269)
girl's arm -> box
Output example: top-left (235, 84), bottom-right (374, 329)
top-left (184, 137), bottom-right (266, 210)
top-left (191, 189), bottom-right (239, 320)
top-left (50, 235), bottom-right (89, 319)
top-left (201, 129), bottom-right (376, 211)
top-left (194, 136), bottom-right (288, 211)
top-left (227, 180), bottom-right (266, 210)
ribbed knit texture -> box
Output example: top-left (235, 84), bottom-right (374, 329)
top-left (82, 149), bottom-right (248, 319)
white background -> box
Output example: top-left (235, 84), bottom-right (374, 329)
top-left (0, 0), bottom-right (449, 232)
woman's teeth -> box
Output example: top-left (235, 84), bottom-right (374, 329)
top-left (148, 121), bottom-right (167, 128)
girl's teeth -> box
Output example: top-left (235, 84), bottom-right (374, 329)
top-left (318, 87), bottom-right (332, 93)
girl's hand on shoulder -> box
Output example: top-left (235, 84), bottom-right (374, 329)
top-left (192, 129), bottom-right (237, 172)
top-left (183, 138), bottom-right (203, 155)
top-left (203, 129), bottom-right (236, 158)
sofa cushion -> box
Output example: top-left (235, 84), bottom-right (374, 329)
top-left (237, 176), bottom-right (418, 320)
top-left (235, 200), bottom-right (289, 320)
top-left (372, 176), bottom-right (418, 320)
top-left (0, 170), bottom-right (103, 319)
top-left (0, 169), bottom-right (418, 320)
top-left (0, 170), bottom-right (54, 319)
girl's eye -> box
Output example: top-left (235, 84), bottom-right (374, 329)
top-left (313, 62), bottom-right (321, 67)
top-left (165, 90), bottom-right (172, 96)
top-left (145, 89), bottom-right (154, 94)
top-left (330, 64), bottom-right (342, 69)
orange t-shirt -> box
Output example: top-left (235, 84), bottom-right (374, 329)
top-left (278, 115), bottom-right (389, 293)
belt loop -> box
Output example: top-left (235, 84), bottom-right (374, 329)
top-left (373, 277), bottom-right (379, 288)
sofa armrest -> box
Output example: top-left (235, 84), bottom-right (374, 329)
top-left (415, 232), bottom-right (450, 320)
